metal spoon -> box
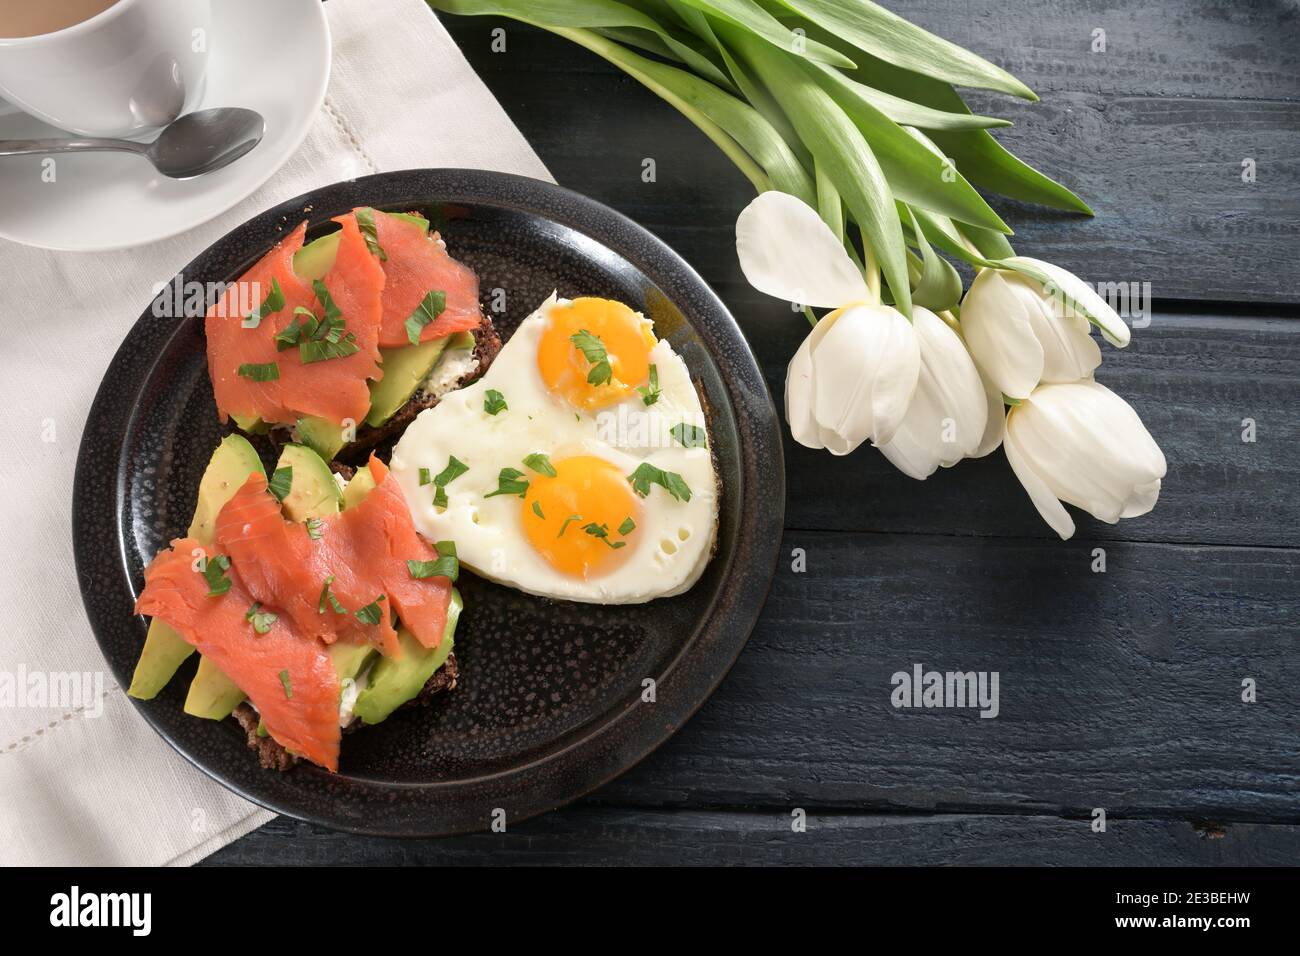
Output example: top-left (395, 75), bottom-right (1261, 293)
top-left (0, 107), bottom-right (265, 179)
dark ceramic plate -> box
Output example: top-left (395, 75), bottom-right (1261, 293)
top-left (74, 169), bottom-right (783, 836)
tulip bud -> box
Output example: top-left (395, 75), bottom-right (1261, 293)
top-left (785, 303), bottom-right (920, 455)
top-left (1004, 380), bottom-right (1166, 539)
top-left (876, 309), bottom-right (988, 479)
top-left (961, 258), bottom-right (1127, 401)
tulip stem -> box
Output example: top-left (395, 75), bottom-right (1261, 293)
top-left (860, 225), bottom-right (881, 305)
top-left (938, 309), bottom-right (962, 334)
top-left (958, 232), bottom-right (987, 270)
top-left (802, 306), bottom-right (818, 328)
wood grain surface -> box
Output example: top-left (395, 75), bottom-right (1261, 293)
top-left (209, 1), bottom-right (1298, 865)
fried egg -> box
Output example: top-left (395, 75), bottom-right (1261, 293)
top-left (390, 294), bottom-right (718, 603)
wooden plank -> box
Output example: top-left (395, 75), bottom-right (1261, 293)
top-left (897, 0), bottom-right (1300, 101)
top-left (757, 311), bottom-right (1300, 548)
top-left (205, 809), bottom-right (1300, 865)
top-left (587, 531), bottom-right (1300, 820)
top-left (439, 16), bottom-right (1300, 303)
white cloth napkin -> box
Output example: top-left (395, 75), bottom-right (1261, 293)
top-left (0, 0), bottom-right (550, 867)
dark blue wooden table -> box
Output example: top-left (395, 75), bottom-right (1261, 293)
top-left (208, 1), bottom-right (1299, 865)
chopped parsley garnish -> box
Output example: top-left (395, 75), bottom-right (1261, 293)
top-left (306, 517), bottom-right (324, 540)
top-left (312, 279), bottom-right (342, 323)
top-left (278, 669), bottom-right (292, 699)
top-left (245, 602), bottom-right (278, 635)
top-left (242, 277), bottom-right (285, 329)
top-left (404, 290), bottom-right (447, 346)
top-left (237, 361), bottom-right (279, 382)
top-left (638, 364), bottom-right (661, 406)
top-left (274, 282), bottom-right (359, 363)
top-left (273, 311), bottom-right (310, 350)
top-left (201, 553), bottom-right (232, 596)
top-left (407, 541), bottom-right (459, 583)
top-left (483, 389), bottom-right (508, 415)
top-left (523, 452), bottom-right (557, 477)
top-left (557, 513), bottom-right (583, 538)
top-left (355, 207), bottom-right (387, 261)
top-left (627, 463), bottom-right (692, 502)
top-left (532, 500), bottom-right (546, 520)
top-left (418, 467), bottom-right (432, 486)
top-left (434, 455), bottom-right (469, 487)
top-left (318, 575), bottom-right (346, 615)
top-left (582, 521), bottom-right (626, 549)
top-left (354, 596), bottom-right (386, 626)
top-left (485, 467), bottom-right (529, 499)
top-left (670, 423), bottom-right (708, 449)
top-left (618, 516), bottom-right (636, 536)
top-left (570, 329), bottom-right (613, 386)
top-left (431, 455), bottom-right (468, 509)
top-left (267, 466), bottom-right (293, 502)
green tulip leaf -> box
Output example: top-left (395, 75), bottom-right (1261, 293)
top-left (673, 0), bottom-right (857, 69)
top-left (902, 204), bottom-right (962, 311)
top-left (808, 62), bottom-right (1012, 131)
top-left (726, 27), bottom-right (910, 316)
top-left (771, 0), bottom-right (1037, 100)
top-left (808, 67), bottom-right (1011, 234)
top-left (841, 50), bottom-right (1092, 214)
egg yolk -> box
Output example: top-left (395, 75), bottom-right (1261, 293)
top-left (537, 297), bottom-right (656, 411)
top-left (522, 455), bottom-right (642, 579)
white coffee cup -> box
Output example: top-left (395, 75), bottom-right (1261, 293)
top-left (0, 0), bottom-right (211, 139)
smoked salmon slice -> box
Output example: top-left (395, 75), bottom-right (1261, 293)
top-left (371, 211), bottom-right (484, 348)
top-left (134, 537), bottom-right (342, 771)
top-left (214, 473), bottom-right (402, 660)
top-left (205, 214), bottom-right (385, 429)
top-left (320, 456), bottom-right (453, 650)
top-left (277, 214), bottom-right (385, 426)
top-left (211, 464), bottom-right (452, 657)
top-left (205, 223), bottom-right (314, 427)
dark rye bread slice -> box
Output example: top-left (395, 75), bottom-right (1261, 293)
top-left (231, 652), bottom-right (459, 772)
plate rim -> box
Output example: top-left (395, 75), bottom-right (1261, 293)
top-left (73, 168), bottom-right (785, 836)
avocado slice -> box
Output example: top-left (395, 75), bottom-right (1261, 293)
top-left (128, 435), bottom-right (265, 700)
top-left (182, 444), bottom-right (344, 719)
top-left (295, 415), bottom-right (349, 463)
top-left (275, 443), bottom-right (342, 521)
top-left (182, 656), bottom-right (246, 719)
top-left (366, 330), bottom-right (476, 428)
top-left (341, 460), bottom-right (379, 510)
top-left (330, 640), bottom-right (376, 683)
top-left (352, 589), bottom-right (461, 726)
top-left (230, 413), bottom-right (270, 435)
top-left (365, 338), bottom-right (449, 427)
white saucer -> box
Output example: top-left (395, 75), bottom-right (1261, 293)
top-left (0, 0), bottom-right (330, 252)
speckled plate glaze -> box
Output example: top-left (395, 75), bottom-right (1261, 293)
top-left (74, 169), bottom-right (784, 836)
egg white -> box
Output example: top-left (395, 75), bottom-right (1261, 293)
top-left (390, 294), bottom-right (718, 604)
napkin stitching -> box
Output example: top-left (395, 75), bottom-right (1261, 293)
top-left (323, 97), bottom-right (380, 175)
top-left (1, 687), bottom-right (115, 757)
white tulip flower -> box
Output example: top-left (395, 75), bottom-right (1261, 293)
top-left (1005, 380), bottom-right (1166, 540)
top-left (737, 191), bottom-right (920, 454)
top-left (876, 307), bottom-right (989, 478)
top-left (961, 256), bottom-right (1130, 401)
